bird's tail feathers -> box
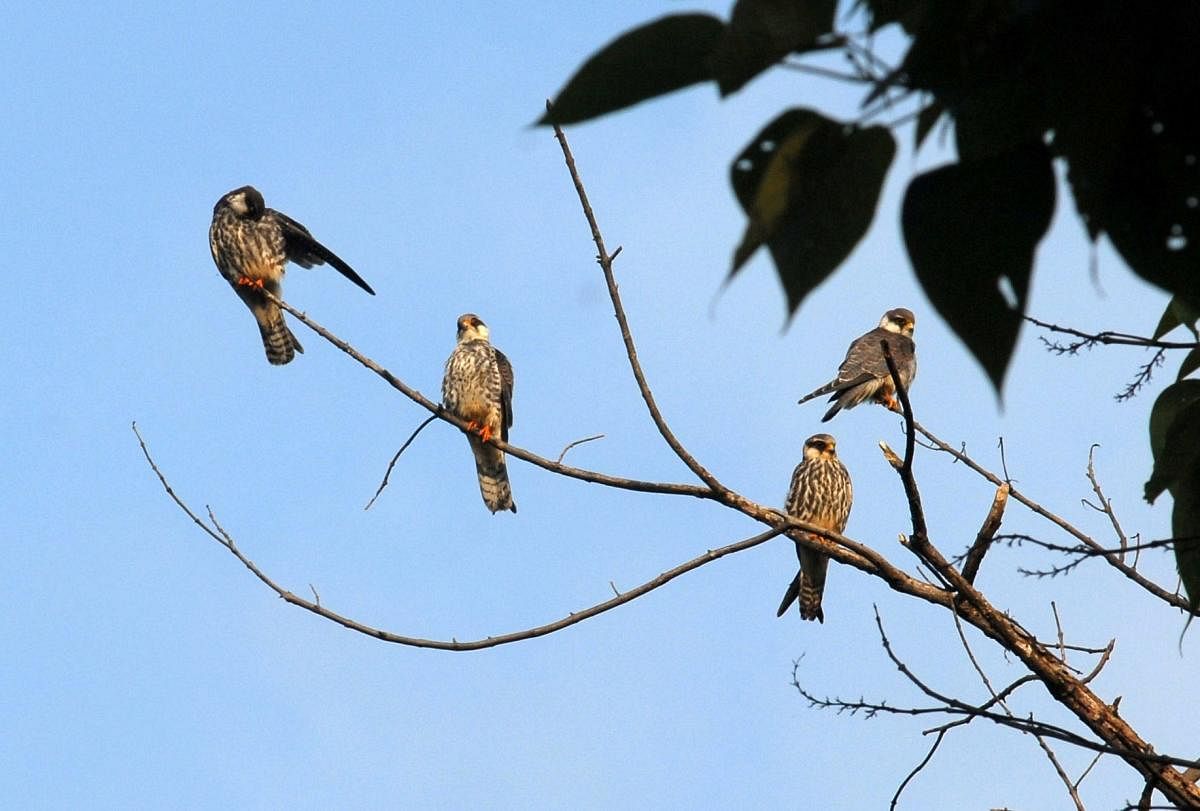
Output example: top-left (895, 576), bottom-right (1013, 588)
top-left (469, 435), bottom-right (516, 514)
top-left (253, 300), bottom-right (303, 365)
top-left (798, 571), bottom-right (825, 623)
top-left (776, 572), bottom-right (802, 617)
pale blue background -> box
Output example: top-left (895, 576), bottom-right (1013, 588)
top-left (1, 3), bottom-right (1193, 808)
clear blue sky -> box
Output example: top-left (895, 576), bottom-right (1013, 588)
top-left (2, 3), bottom-right (1193, 808)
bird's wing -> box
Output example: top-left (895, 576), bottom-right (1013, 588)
top-left (837, 327), bottom-right (891, 381)
top-left (271, 210), bottom-right (376, 296)
top-left (494, 348), bottom-right (515, 440)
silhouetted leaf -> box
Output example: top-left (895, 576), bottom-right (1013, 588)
top-left (1173, 490), bottom-right (1200, 611)
top-left (710, 0), bottom-right (836, 96)
top-left (1179, 348), bottom-right (1200, 382)
top-left (901, 142), bottom-right (1055, 392)
top-left (728, 108), bottom-right (895, 316)
top-left (1153, 295), bottom-right (1200, 340)
top-left (856, 0), bottom-right (929, 34)
top-left (914, 99), bottom-right (944, 150)
top-left (1146, 380), bottom-right (1200, 610)
top-left (1039, 4), bottom-right (1200, 306)
top-left (540, 15), bottom-right (725, 125)
top-left (1145, 380), bottom-right (1200, 503)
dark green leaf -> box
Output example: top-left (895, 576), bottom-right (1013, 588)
top-left (539, 15), bottom-right (725, 126)
top-left (855, 0), bottom-right (929, 34)
top-left (1172, 479), bottom-right (1200, 611)
top-left (901, 142), bottom-right (1055, 392)
top-left (914, 99), bottom-right (944, 150)
top-left (1179, 348), bottom-right (1200, 382)
top-left (1146, 385), bottom-right (1200, 609)
top-left (1145, 380), bottom-right (1200, 503)
top-left (1153, 295), bottom-right (1200, 340)
top-left (710, 0), bottom-right (837, 96)
top-left (728, 108), bottom-right (895, 316)
top-left (1039, 4), bottom-right (1200, 305)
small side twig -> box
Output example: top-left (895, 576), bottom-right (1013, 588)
top-left (962, 483), bottom-right (1009, 584)
top-left (365, 414), bottom-right (437, 510)
top-left (557, 433), bottom-right (605, 464)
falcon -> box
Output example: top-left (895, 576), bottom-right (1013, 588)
top-left (209, 185), bottom-right (375, 365)
top-left (797, 308), bottom-right (917, 421)
top-left (442, 313), bottom-right (516, 514)
top-left (776, 433), bottom-right (853, 622)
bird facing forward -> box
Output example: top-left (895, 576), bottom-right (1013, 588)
top-left (797, 308), bottom-right (917, 421)
top-left (209, 185), bottom-right (375, 365)
top-left (442, 314), bottom-right (517, 514)
top-left (776, 433), bottom-right (853, 623)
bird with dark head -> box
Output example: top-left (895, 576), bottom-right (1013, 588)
top-left (209, 185), bottom-right (375, 365)
top-left (797, 307), bottom-right (917, 421)
top-left (776, 433), bottom-right (853, 622)
top-left (442, 313), bottom-right (517, 514)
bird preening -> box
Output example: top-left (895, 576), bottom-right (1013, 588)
top-left (442, 313), bottom-right (517, 514)
top-left (209, 185), bottom-right (375, 365)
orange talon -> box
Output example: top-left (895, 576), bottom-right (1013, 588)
top-left (479, 425), bottom-right (494, 443)
top-left (235, 276), bottom-right (264, 289)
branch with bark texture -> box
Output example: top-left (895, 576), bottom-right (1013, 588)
top-left (136, 117), bottom-right (1200, 807)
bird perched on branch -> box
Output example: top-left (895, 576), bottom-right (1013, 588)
top-left (442, 314), bottom-right (516, 514)
top-left (777, 433), bottom-right (853, 623)
top-left (209, 185), bottom-right (375, 365)
top-left (798, 308), bottom-right (917, 421)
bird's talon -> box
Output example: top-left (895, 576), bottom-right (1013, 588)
top-left (479, 425), bottom-right (494, 443)
top-left (235, 276), bottom-right (264, 289)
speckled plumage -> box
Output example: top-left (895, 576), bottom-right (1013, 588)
top-left (776, 434), bottom-right (853, 622)
top-left (209, 185), bottom-right (375, 365)
top-left (442, 314), bottom-right (516, 514)
top-left (798, 308), bottom-right (917, 421)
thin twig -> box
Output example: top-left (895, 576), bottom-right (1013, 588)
top-left (365, 414), bottom-right (437, 510)
top-left (912, 421), bottom-right (1194, 613)
top-left (1085, 445), bottom-right (1129, 562)
top-left (556, 433), bottom-right (605, 465)
top-left (1024, 316), bottom-right (1199, 351)
top-left (259, 288), bottom-right (715, 502)
top-left (138, 418), bottom-right (786, 650)
top-left (951, 606), bottom-right (1085, 811)
top-left (890, 729), bottom-right (947, 811)
top-left (547, 103), bottom-right (727, 495)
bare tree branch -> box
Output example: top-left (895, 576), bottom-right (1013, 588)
top-left (911, 421), bottom-right (1194, 613)
top-left (963, 484), bottom-right (1009, 583)
top-left (137, 418), bottom-right (787, 650)
top-left (259, 287), bottom-right (715, 502)
top-left (365, 414), bottom-right (437, 510)
top-left (1025, 315), bottom-right (1200, 351)
top-left (556, 433), bottom-right (605, 464)
top-left (546, 102), bottom-right (728, 495)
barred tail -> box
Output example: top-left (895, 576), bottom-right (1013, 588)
top-left (798, 570), bottom-right (825, 623)
top-left (253, 301), bottom-right (303, 365)
top-left (469, 436), bottom-right (516, 513)
top-left (797, 545), bottom-right (827, 623)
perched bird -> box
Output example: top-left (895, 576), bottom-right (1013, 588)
top-left (209, 185), bottom-right (375, 365)
top-left (776, 433), bottom-right (853, 622)
top-left (797, 308), bottom-right (917, 421)
top-left (442, 313), bottom-right (517, 514)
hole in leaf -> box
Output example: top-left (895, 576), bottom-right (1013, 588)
top-left (997, 275), bottom-right (1018, 309)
